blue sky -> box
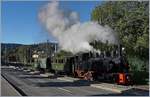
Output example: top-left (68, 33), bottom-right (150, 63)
top-left (2, 1), bottom-right (102, 44)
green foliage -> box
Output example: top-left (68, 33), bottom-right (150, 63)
top-left (91, 1), bottom-right (149, 73)
top-left (132, 71), bottom-right (149, 85)
top-left (127, 56), bottom-right (149, 72)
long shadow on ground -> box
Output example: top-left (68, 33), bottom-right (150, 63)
top-left (35, 80), bottom-right (92, 87)
top-left (88, 88), bottom-right (149, 96)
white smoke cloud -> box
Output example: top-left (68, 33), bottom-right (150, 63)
top-left (39, 1), bottom-right (119, 54)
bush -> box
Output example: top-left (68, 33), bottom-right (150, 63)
top-left (127, 56), bottom-right (148, 72)
top-left (131, 71), bottom-right (149, 85)
top-left (127, 56), bottom-right (149, 85)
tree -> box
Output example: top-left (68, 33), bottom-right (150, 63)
top-left (91, 1), bottom-right (149, 73)
top-left (91, 1), bottom-right (149, 60)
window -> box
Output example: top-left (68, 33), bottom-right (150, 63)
top-left (58, 59), bottom-right (61, 63)
top-left (55, 59), bottom-right (57, 63)
top-left (61, 59), bottom-right (64, 63)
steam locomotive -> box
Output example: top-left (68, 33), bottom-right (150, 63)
top-left (35, 45), bottom-right (132, 85)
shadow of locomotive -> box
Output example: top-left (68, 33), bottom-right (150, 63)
top-left (19, 75), bottom-right (57, 79)
top-left (35, 80), bottom-right (93, 87)
top-left (88, 88), bottom-right (149, 96)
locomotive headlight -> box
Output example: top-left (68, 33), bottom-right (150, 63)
top-left (122, 47), bottom-right (125, 51)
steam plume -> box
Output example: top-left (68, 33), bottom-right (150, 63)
top-left (39, 1), bottom-right (118, 54)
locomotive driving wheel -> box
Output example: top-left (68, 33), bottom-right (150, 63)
top-left (84, 71), bottom-right (93, 81)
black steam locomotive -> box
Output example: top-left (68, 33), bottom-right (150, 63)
top-left (46, 44), bottom-right (132, 85)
